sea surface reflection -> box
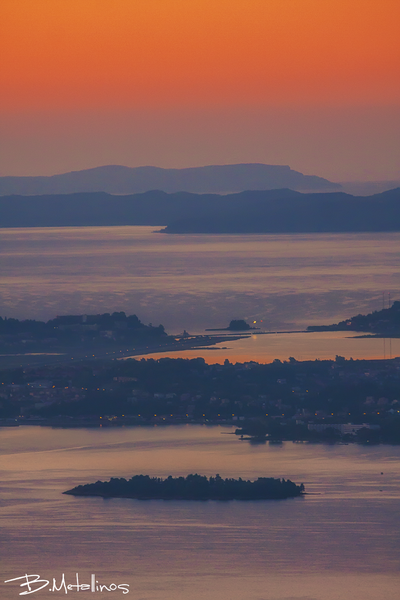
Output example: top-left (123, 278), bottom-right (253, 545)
top-left (1, 227), bottom-right (399, 335)
top-left (1, 426), bottom-right (400, 599)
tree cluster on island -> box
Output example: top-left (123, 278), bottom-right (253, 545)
top-left (206, 319), bottom-right (255, 332)
top-left (64, 473), bottom-right (304, 500)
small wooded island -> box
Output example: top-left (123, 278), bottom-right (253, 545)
top-left (64, 474), bottom-right (305, 500)
top-left (206, 319), bottom-right (257, 332)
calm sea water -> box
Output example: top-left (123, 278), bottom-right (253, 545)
top-left (1, 226), bottom-right (399, 362)
top-left (2, 229), bottom-right (399, 599)
top-left (1, 425), bottom-right (400, 600)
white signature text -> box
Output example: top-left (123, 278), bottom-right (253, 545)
top-left (4, 573), bottom-right (130, 595)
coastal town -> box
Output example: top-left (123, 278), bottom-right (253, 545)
top-left (1, 351), bottom-right (399, 444)
top-left (1, 306), bottom-right (400, 444)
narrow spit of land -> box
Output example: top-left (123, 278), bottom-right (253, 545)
top-left (64, 474), bottom-right (305, 501)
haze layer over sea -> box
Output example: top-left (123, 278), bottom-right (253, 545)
top-left (1, 226), bottom-right (399, 361)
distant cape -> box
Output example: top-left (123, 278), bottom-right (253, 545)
top-left (0, 163), bottom-right (341, 196)
top-left (1, 187), bottom-right (400, 232)
top-left (160, 187), bottom-right (400, 234)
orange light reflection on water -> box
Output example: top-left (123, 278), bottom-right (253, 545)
top-left (131, 331), bottom-right (400, 364)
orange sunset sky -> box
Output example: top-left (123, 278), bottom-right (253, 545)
top-left (1, 0), bottom-right (399, 180)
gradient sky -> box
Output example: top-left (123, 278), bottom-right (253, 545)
top-left (1, 0), bottom-right (399, 180)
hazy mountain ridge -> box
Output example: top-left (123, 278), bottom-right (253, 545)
top-left (0, 163), bottom-right (341, 196)
top-left (0, 188), bottom-right (300, 227)
top-left (1, 187), bottom-right (400, 232)
top-left (339, 180), bottom-right (400, 196)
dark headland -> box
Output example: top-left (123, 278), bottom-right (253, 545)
top-left (0, 311), bottom-right (244, 369)
top-left (160, 188), bottom-right (400, 234)
top-left (1, 187), bottom-right (400, 232)
top-left (307, 300), bottom-right (400, 336)
top-left (64, 474), bottom-right (305, 500)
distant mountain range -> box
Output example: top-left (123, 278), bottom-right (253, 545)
top-left (1, 187), bottom-right (400, 233)
top-left (338, 180), bottom-right (400, 196)
top-left (161, 188), bottom-right (400, 234)
top-left (0, 163), bottom-right (341, 196)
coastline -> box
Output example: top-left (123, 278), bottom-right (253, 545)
top-left (0, 333), bottom-right (249, 369)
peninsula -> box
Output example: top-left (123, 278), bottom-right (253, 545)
top-left (307, 300), bottom-right (400, 335)
top-left (0, 311), bottom-right (243, 369)
top-left (64, 474), bottom-right (305, 500)
top-left (160, 188), bottom-right (400, 234)
top-left (1, 187), bottom-right (400, 233)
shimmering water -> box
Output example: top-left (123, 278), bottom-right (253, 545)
top-left (2, 228), bottom-right (399, 599)
top-left (1, 226), bottom-right (399, 332)
top-left (1, 426), bottom-right (400, 600)
top-left (1, 226), bottom-right (399, 362)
